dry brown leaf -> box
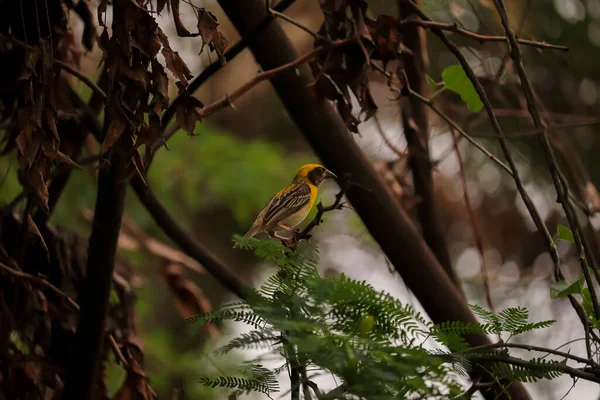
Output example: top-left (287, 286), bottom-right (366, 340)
top-left (351, 2), bottom-right (373, 45)
top-left (26, 214), bottom-right (49, 258)
top-left (119, 58), bottom-right (149, 90)
top-left (125, 150), bottom-right (148, 187)
top-left (101, 113), bottom-right (127, 155)
top-left (168, 0), bottom-right (192, 37)
top-left (44, 109), bottom-right (60, 141)
top-left (367, 15), bottom-right (402, 62)
top-left (209, 31), bottom-right (229, 64)
top-left (152, 61), bottom-right (169, 109)
top-left (19, 159), bottom-right (50, 212)
top-left (17, 49), bottom-right (41, 81)
top-left (43, 149), bottom-right (82, 169)
top-left (586, 182), bottom-right (600, 213)
top-left (111, 358), bottom-right (157, 400)
top-left (157, 0), bottom-right (167, 13)
top-left (197, 9), bottom-right (219, 55)
top-left (175, 85), bottom-right (204, 136)
top-left (162, 263), bottom-right (218, 337)
top-left (159, 32), bottom-right (193, 85)
top-left (98, 0), bottom-right (108, 27)
top-left (15, 125), bottom-right (41, 169)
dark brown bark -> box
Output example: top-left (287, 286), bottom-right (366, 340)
top-left (397, 0), bottom-right (458, 286)
top-left (61, 133), bottom-right (128, 400)
top-left (216, 1), bottom-right (530, 398)
top-left (62, 1), bottom-right (129, 399)
top-left (130, 177), bottom-right (249, 299)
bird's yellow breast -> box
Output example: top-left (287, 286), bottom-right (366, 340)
top-left (279, 183), bottom-right (318, 228)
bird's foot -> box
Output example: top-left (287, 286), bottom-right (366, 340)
top-left (273, 231), bottom-right (297, 247)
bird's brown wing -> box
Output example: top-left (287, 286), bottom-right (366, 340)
top-left (262, 182), bottom-right (312, 228)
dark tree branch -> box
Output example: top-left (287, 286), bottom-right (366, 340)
top-left (68, 87), bottom-right (250, 302)
top-left (130, 176), bottom-right (249, 299)
top-left (151, 39), bottom-right (353, 153)
top-left (216, 1), bottom-right (530, 398)
top-left (63, 1), bottom-right (129, 398)
top-left (61, 131), bottom-right (128, 400)
top-left (397, 0), bottom-right (458, 287)
top-left (400, 19), bottom-right (569, 51)
top-left (159, 0), bottom-right (297, 131)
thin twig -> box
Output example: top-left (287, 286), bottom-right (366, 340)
top-left (298, 183), bottom-right (350, 240)
top-left (401, 19), bottom-right (569, 51)
top-left (373, 114), bottom-right (408, 159)
top-left (492, 0), bottom-right (600, 320)
top-left (401, 0), bottom-right (559, 270)
top-left (451, 128), bottom-right (495, 314)
top-left (467, 353), bottom-right (600, 383)
top-left (151, 39), bottom-right (354, 152)
top-left (159, 0), bottom-right (298, 131)
top-left (269, 8), bottom-right (320, 40)
top-left (0, 261), bottom-right (128, 367)
top-left (405, 88), bottom-right (513, 176)
top-left (0, 34), bottom-right (107, 101)
top-left (465, 341), bottom-right (594, 366)
top-left (401, 0), bottom-right (598, 361)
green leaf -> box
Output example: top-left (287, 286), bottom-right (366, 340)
top-left (550, 276), bottom-right (584, 299)
top-left (557, 224), bottom-right (575, 243)
top-left (441, 65), bottom-right (483, 113)
top-left (425, 74), bottom-right (437, 89)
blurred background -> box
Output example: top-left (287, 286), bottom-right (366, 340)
top-left (2, 0), bottom-right (600, 398)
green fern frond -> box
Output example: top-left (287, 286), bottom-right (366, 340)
top-left (512, 320), bottom-right (556, 335)
top-left (470, 304), bottom-right (502, 333)
top-left (200, 364), bottom-right (279, 397)
top-left (489, 358), bottom-right (563, 383)
top-left (199, 375), bottom-right (275, 396)
top-left (431, 331), bottom-right (470, 352)
top-left (431, 320), bottom-right (495, 336)
top-left (232, 235), bottom-right (261, 250)
top-left (286, 241), bottom-right (319, 270)
top-left (215, 330), bottom-right (281, 355)
top-left (188, 309), bottom-right (266, 330)
top-left (498, 307), bottom-right (529, 333)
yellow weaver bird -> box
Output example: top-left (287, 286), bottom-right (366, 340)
top-left (234, 164), bottom-right (337, 247)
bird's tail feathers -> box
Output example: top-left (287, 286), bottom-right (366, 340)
top-left (233, 225), bottom-right (262, 249)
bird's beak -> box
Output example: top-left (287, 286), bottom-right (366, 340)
top-left (324, 169), bottom-right (337, 180)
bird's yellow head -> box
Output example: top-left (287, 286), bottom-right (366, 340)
top-left (293, 164), bottom-right (337, 186)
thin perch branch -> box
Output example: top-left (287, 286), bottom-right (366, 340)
top-left (401, 19), bottom-right (569, 51)
top-left (451, 128), bottom-right (495, 314)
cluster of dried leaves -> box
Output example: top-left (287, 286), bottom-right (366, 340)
top-left (0, 0), bottom-right (226, 398)
top-left (97, 0), bottom-right (227, 176)
top-left (310, 0), bottom-right (404, 133)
